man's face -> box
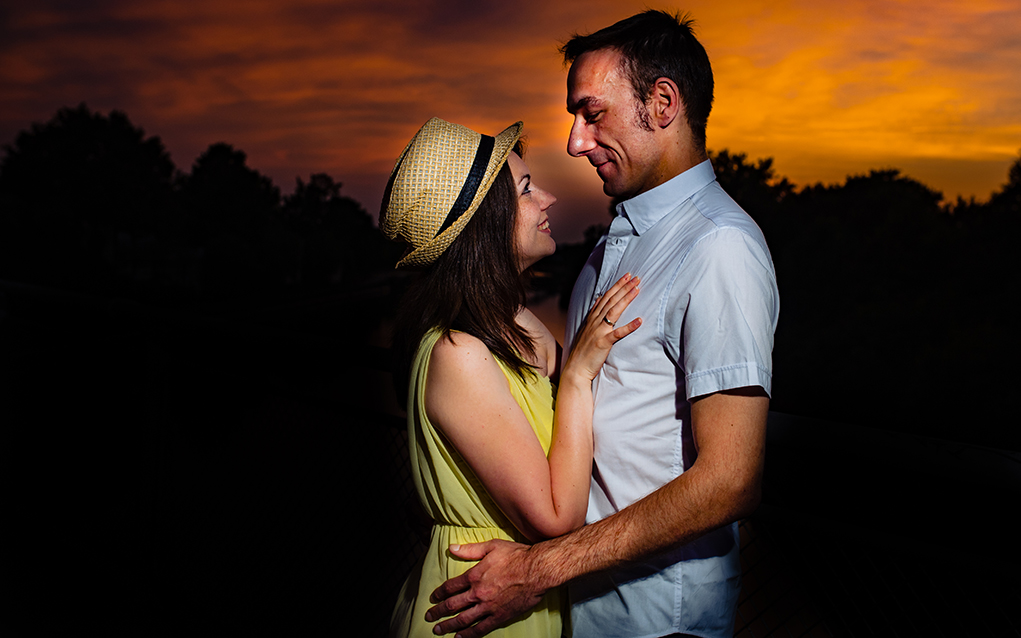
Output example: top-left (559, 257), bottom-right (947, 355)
top-left (566, 48), bottom-right (659, 199)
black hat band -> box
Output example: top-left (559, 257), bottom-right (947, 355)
top-left (435, 134), bottom-right (495, 237)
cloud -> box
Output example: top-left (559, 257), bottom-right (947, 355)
top-left (703, 0), bottom-right (1021, 195)
top-left (1, 0), bottom-right (1019, 240)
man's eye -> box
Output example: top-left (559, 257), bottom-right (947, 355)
top-left (586, 111), bottom-right (603, 124)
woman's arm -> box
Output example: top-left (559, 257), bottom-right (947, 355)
top-left (426, 333), bottom-right (583, 541)
top-left (425, 275), bottom-right (640, 542)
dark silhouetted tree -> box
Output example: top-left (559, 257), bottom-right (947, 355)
top-left (180, 142), bottom-right (280, 240)
top-left (282, 173), bottom-right (381, 286)
top-left (940, 152), bottom-right (1021, 439)
top-left (0, 103), bottom-right (176, 291)
top-left (767, 168), bottom-right (1009, 441)
top-left (177, 143), bottom-right (282, 299)
top-left (989, 153), bottom-right (1021, 216)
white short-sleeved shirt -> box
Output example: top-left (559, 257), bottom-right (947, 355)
top-left (564, 160), bottom-right (779, 638)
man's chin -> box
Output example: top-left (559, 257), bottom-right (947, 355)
top-left (597, 173), bottom-right (629, 198)
top-left (601, 181), bottom-right (628, 198)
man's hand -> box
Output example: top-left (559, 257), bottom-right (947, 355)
top-left (425, 539), bottom-right (548, 638)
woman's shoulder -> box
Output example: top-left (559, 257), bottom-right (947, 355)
top-left (431, 329), bottom-right (486, 354)
top-left (428, 331), bottom-right (501, 378)
top-left (425, 332), bottom-right (512, 419)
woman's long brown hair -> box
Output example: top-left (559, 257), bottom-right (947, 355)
top-left (389, 147), bottom-right (536, 405)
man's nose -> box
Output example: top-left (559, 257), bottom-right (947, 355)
top-left (568, 118), bottom-right (595, 157)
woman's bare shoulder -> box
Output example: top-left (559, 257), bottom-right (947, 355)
top-left (424, 332), bottom-right (515, 436)
top-left (428, 331), bottom-right (502, 380)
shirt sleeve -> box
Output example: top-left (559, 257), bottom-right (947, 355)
top-left (665, 226), bottom-right (779, 400)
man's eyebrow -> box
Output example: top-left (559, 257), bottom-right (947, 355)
top-left (567, 95), bottom-right (599, 114)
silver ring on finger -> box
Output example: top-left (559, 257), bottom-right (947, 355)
top-left (602, 316), bottom-right (615, 327)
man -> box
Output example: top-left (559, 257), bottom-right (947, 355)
top-left (427, 11), bottom-right (778, 637)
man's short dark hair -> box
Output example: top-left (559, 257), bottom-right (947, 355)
top-left (560, 10), bottom-right (714, 150)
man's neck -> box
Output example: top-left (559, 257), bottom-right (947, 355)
top-left (632, 146), bottom-right (706, 198)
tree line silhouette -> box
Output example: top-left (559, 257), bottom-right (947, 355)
top-left (0, 104), bottom-right (404, 307)
top-left (2, 103), bottom-right (1018, 449)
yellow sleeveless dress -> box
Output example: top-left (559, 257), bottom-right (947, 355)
top-left (389, 328), bottom-right (562, 637)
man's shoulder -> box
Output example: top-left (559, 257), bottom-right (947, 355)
top-left (691, 181), bottom-right (748, 222)
top-left (644, 182), bottom-right (762, 255)
top-left (685, 183), bottom-right (769, 248)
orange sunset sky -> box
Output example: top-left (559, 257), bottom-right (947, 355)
top-left (2, 0), bottom-right (1019, 241)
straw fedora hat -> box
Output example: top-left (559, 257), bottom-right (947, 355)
top-left (380, 117), bottom-right (523, 268)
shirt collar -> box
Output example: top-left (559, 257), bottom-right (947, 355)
top-left (615, 159), bottom-right (716, 235)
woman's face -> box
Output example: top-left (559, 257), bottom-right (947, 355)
top-left (508, 152), bottom-right (557, 271)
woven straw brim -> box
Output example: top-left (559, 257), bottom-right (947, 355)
top-left (380, 118), bottom-right (523, 268)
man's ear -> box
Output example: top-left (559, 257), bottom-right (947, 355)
top-left (648, 77), bottom-right (681, 128)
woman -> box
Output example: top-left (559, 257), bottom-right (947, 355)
top-left (381, 118), bottom-right (640, 637)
